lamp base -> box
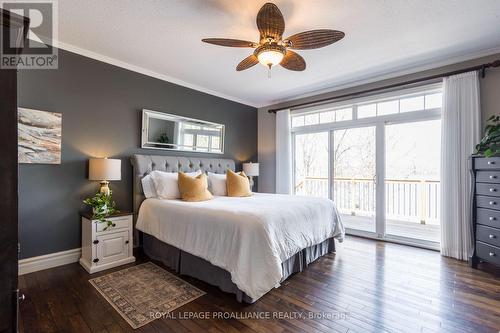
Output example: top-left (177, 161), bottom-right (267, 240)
top-left (99, 180), bottom-right (110, 196)
top-left (248, 176), bottom-right (254, 192)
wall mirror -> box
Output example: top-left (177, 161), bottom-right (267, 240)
top-left (141, 109), bottom-right (225, 154)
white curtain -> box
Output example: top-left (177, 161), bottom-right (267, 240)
top-left (275, 109), bottom-right (292, 194)
top-left (440, 71), bottom-right (481, 260)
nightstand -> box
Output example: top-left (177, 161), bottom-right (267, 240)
top-left (79, 212), bottom-right (135, 273)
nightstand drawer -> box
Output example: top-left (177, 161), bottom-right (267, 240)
top-left (476, 171), bottom-right (500, 183)
top-left (476, 241), bottom-right (500, 265)
top-left (476, 183), bottom-right (500, 197)
top-left (95, 216), bottom-right (131, 233)
top-left (474, 157), bottom-right (500, 170)
top-left (476, 196), bottom-right (500, 210)
top-left (477, 225), bottom-right (500, 247)
top-left (477, 208), bottom-right (500, 228)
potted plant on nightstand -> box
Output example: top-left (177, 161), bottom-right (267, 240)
top-left (475, 115), bottom-right (500, 157)
top-left (83, 191), bottom-right (118, 230)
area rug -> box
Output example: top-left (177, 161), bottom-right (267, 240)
top-left (89, 262), bottom-right (205, 329)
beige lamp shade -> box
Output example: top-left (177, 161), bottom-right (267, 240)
top-left (89, 158), bottom-right (121, 181)
top-left (243, 162), bottom-right (259, 177)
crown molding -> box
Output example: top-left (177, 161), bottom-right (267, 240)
top-left (262, 45), bottom-right (500, 108)
top-left (50, 39), bottom-right (500, 109)
top-left (54, 40), bottom-right (259, 108)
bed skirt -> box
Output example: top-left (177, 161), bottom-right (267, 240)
top-left (142, 233), bottom-right (336, 303)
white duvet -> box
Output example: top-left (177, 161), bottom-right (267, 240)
top-left (136, 193), bottom-right (344, 300)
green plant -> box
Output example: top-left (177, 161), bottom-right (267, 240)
top-left (475, 115), bottom-right (500, 157)
top-left (157, 133), bottom-right (169, 144)
top-left (83, 192), bottom-right (118, 230)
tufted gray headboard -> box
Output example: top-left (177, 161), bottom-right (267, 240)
top-left (130, 154), bottom-right (235, 218)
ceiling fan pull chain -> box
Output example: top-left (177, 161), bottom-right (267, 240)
top-left (268, 64), bottom-right (272, 79)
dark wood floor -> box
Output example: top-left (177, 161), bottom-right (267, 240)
top-left (19, 236), bottom-right (500, 333)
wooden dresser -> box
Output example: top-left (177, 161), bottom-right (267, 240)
top-left (470, 156), bottom-right (500, 268)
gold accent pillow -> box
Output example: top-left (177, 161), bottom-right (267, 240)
top-left (226, 169), bottom-right (252, 197)
top-left (178, 172), bottom-right (213, 202)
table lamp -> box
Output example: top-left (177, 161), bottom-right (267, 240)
top-left (243, 162), bottom-right (259, 191)
top-left (89, 158), bottom-right (121, 195)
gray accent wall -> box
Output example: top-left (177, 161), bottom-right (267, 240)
top-left (258, 53), bottom-right (500, 194)
top-left (18, 48), bottom-right (257, 259)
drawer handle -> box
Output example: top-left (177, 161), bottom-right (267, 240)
top-left (489, 252), bottom-right (496, 257)
top-left (490, 201), bottom-right (497, 205)
top-left (490, 175), bottom-right (498, 179)
top-left (490, 217), bottom-right (497, 221)
top-left (491, 188), bottom-right (498, 192)
top-left (488, 161), bottom-right (496, 165)
top-left (489, 234), bottom-right (497, 239)
top-left (112, 223), bottom-right (116, 227)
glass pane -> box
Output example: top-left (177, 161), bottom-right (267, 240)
top-left (211, 136), bottom-right (220, 149)
top-left (197, 135), bottom-right (209, 148)
top-left (336, 108), bottom-right (353, 121)
top-left (333, 127), bottom-right (376, 233)
top-left (183, 134), bottom-right (193, 148)
top-left (294, 132), bottom-right (329, 198)
top-left (385, 120), bottom-right (441, 243)
top-left (377, 100), bottom-right (399, 116)
top-left (400, 96), bottom-right (424, 112)
top-left (320, 111), bottom-right (335, 124)
top-left (304, 113), bottom-right (319, 126)
top-left (291, 116), bottom-right (304, 128)
top-left (425, 93), bottom-right (442, 109)
top-left (357, 104), bottom-right (376, 118)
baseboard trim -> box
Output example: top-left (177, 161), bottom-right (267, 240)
top-left (19, 248), bottom-right (81, 275)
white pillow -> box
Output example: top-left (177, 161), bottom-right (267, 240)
top-left (150, 170), bottom-right (201, 199)
top-left (141, 175), bottom-right (157, 198)
top-left (208, 172), bottom-right (227, 196)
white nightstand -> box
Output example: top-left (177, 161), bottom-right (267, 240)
top-left (79, 212), bottom-right (135, 273)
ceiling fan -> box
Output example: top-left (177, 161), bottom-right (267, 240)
top-left (202, 2), bottom-right (345, 73)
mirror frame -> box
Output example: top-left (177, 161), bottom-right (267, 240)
top-left (141, 109), bottom-right (225, 154)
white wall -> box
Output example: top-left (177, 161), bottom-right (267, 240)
top-left (257, 107), bottom-right (276, 193)
top-left (258, 53), bottom-right (500, 194)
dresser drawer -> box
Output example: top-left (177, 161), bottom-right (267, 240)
top-left (476, 241), bottom-right (500, 265)
top-left (476, 225), bottom-right (500, 247)
top-left (476, 183), bottom-right (500, 197)
top-left (474, 157), bottom-right (500, 170)
top-left (476, 195), bottom-right (500, 210)
top-left (95, 216), bottom-right (131, 233)
top-left (477, 208), bottom-right (500, 228)
top-left (476, 171), bottom-right (500, 183)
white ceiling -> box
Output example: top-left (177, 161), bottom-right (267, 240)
top-left (56, 0), bottom-right (500, 107)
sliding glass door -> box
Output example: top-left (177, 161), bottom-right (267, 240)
top-left (291, 84), bottom-right (442, 248)
top-left (332, 127), bottom-right (377, 234)
top-left (385, 119), bottom-right (441, 243)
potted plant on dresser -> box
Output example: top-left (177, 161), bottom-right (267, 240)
top-left (470, 115), bottom-right (500, 268)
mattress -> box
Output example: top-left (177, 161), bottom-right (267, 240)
top-left (136, 193), bottom-right (344, 300)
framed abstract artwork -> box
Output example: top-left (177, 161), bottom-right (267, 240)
top-left (18, 108), bottom-right (62, 164)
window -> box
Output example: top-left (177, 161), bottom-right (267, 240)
top-left (291, 83), bottom-right (443, 249)
top-left (179, 124), bottom-right (223, 153)
top-left (291, 87), bottom-right (442, 126)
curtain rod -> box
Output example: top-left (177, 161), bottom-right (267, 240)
top-left (268, 60), bottom-right (500, 113)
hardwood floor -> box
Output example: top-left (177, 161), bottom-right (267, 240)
top-left (19, 236), bottom-right (500, 333)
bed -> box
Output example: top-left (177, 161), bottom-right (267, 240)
top-left (131, 154), bottom-right (344, 302)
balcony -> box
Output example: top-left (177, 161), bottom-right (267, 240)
top-left (295, 177), bottom-right (440, 243)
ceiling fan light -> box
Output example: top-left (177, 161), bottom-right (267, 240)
top-left (257, 50), bottom-right (284, 67)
